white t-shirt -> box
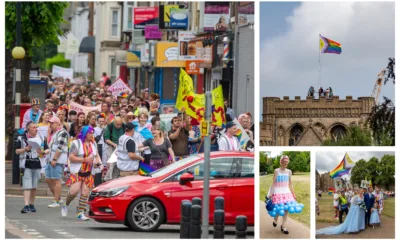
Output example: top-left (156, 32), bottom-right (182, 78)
top-left (94, 126), bottom-right (105, 145)
top-left (218, 135), bottom-right (240, 151)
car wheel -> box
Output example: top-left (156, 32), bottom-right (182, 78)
top-left (127, 197), bottom-right (164, 232)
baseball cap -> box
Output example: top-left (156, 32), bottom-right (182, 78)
top-left (226, 122), bottom-right (236, 129)
top-left (49, 116), bottom-right (61, 124)
top-left (125, 122), bottom-right (137, 131)
top-left (31, 98), bottom-right (40, 105)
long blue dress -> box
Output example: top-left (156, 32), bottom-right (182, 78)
top-left (316, 195), bottom-right (366, 235)
top-left (369, 208), bottom-right (380, 225)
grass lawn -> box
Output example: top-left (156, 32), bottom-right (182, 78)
top-left (259, 172), bottom-right (310, 227)
top-left (382, 197), bottom-right (395, 218)
top-left (316, 193), bottom-right (395, 223)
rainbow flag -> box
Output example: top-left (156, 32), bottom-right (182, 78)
top-left (139, 162), bottom-right (154, 175)
top-left (328, 188), bottom-right (335, 195)
top-left (330, 160), bottom-right (350, 178)
top-left (320, 34), bottom-right (342, 54)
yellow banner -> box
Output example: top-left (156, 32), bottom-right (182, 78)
top-left (211, 85), bottom-right (226, 127)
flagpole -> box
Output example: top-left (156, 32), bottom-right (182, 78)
top-left (318, 34), bottom-right (321, 92)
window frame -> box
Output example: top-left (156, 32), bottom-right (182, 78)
top-left (109, 56), bottom-right (117, 81)
top-left (110, 8), bottom-right (120, 39)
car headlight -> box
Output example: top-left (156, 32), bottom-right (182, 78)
top-left (98, 186), bottom-right (129, 198)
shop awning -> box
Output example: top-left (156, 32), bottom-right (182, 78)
top-left (79, 36), bottom-right (95, 53)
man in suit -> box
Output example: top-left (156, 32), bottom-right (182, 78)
top-left (364, 187), bottom-right (375, 228)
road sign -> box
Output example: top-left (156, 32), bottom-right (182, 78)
top-left (186, 60), bottom-right (200, 74)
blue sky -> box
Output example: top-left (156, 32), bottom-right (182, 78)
top-left (259, 2), bottom-right (395, 119)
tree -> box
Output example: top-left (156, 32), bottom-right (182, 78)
top-left (368, 97), bottom-right (395, 146)
top-left (259, 152), bottom-right (268, 173)
top-left (45, 53), bottom-right (70, 70)
top-left (384, 58), bottom-right (395, 85)
top-left (350, 155), bottom-right (395, 189)
top-left (375, 155), bottom-right (395, 189)
top-left (5, 2), bottom-right (68, 96)
top-left (322, 126), bottom-right (372, 146)
top-left (5, 2), bottom-right (68, 160)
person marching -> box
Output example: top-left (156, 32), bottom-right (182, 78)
top-left (116, 122), bottom-right (145, 177)
top-left (267, 155), bottom-right (302, 235)
top-left (61, 126), bottom-right (102, 220)
top-left (338, 190), bottom-right (349, 224)
top-left (16, 122), bottom-right (48, 213)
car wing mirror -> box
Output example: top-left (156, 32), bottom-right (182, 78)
top-left (179, 172), bottom-right (195, 185)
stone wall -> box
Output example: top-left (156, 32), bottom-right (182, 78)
top-left (260, 96), bottom-right (375, 146)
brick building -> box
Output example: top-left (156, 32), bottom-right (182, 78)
top-left (260, 96), bottom-right (375, 146)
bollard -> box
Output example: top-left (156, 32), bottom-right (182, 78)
top-left (190, 204), bottom-right (202, 238)
top-left (213, 209), bottom-right (225, 239)
top-left (215, 197), bottom-right (224, 210)
top-left (180, 200), bottom-right (192, 239)
top-left (235, 216), bottom-right (247, 239)
top-left (192, 197), bottom-right (202, 207)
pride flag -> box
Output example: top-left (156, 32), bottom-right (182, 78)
top-left (319, 34), bottom-right (342, 54)
top-left (139, 162), bottom-right (155, 175)
top-left (328, 188), bottom-right (335, 195)
top-left (330, 159), bottom-right (350, 178)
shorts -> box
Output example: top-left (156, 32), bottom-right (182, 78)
top-left (22, 168), bottom-right (41, 190)
top-left (67, 173), bottom-right (94, 188)
top-left (45, 163), bottom-right (64, 180)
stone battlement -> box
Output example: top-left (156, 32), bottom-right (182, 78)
top-left (263, 96), bottom-right (375, 118)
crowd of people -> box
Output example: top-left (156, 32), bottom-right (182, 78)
top-left (16, 73), bottom-right (254, 221)
top-left (316, 186), bottom-right (386, 235)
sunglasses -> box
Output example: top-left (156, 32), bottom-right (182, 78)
top-left (130, 99), bottom-right (136, 101)
top-left (128, 116), bottom-right (136, 119)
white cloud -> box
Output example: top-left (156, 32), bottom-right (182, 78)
top-left (260, 2), bottom-right (395, 102)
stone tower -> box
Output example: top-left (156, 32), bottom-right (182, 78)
top-left (260, 96), bottom-right (375, 146)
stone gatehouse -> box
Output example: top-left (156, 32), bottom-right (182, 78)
top-left (260, 96), bottom-right (375, 146)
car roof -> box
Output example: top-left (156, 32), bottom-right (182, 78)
top-left (194, 151), bottom-right (254, 159)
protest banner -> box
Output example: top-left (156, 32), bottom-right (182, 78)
top-left (69, 101), bottom-right (101, 116)
top-left (52, 65), bottom-right (74, 80)
top-left (108, 78), bottom-right (133, 97)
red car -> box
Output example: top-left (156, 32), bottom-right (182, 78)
top-left (88, 151), bottom-right (254, 231)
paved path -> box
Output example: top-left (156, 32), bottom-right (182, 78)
top-left (5, 196), bottom-right (254, 239)
top-left (259, 201), bottom-right (310, 239)
top-left (316, 215), bottom-right (395, 239)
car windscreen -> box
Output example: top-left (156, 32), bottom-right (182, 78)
top-left (150, 155), bottom-right (201, 178)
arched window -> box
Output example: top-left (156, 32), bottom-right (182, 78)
top-left (288, 124), bottom-right (304, 146)
top-left (330, 125), bottom-right (347, 141)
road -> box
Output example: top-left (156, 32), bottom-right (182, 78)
top-left (259, 201), bottom-right (310, 239)
top-left (5, 196), bottom-right (254, 239)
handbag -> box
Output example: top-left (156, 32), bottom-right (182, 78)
top-left (265, 196), bottom-right (274, 211)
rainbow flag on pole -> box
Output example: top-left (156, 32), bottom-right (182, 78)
top-left (330, 159), bottom-right (350, 178)
top-left (328, 188), bottom-right (335, 195)
top-left (320, 34), bottom-right (342, 54)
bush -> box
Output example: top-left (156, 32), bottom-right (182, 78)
top-left (45, 53), bottom-right (70, 71)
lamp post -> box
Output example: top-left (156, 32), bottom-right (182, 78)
top-left (11, 2), bottom-right (26, 184)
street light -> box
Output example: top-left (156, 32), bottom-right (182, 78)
top-left (12, 2), bottom-right (25, 185)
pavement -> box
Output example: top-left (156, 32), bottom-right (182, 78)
top-left (5, 161), bottom-right (69, 197)
top-left (259, 201), bottom-right (310, 239)
top-left (5, 196), bottom-right (254, 239)
top-left (316, 215), bottom-right (395, 239)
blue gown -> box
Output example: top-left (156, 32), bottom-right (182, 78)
top-left (316, 196), bottom-right (366, 235)
top-left (369, 209), bottom-right (380, 225)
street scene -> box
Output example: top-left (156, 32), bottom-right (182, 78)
top-left (315, 152), bottom-right (395, 239)
top-left (259, 151), bottom-right (310, 239)
top-left (5, 2), bottom-right (255, 238)
top-left (259, 2), bottom-right (395, 146)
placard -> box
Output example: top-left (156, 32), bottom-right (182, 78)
top-left (69, 101), bottom-right (102, 116)
top-left (107, 78), bottom-right (133, 96)
top-left (52, 65), bottom-right (74, 80)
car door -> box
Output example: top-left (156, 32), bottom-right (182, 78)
top-left (230, 157), bottom-right (255, 224)
top-left (167, 157), bottom-right (237, 223)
